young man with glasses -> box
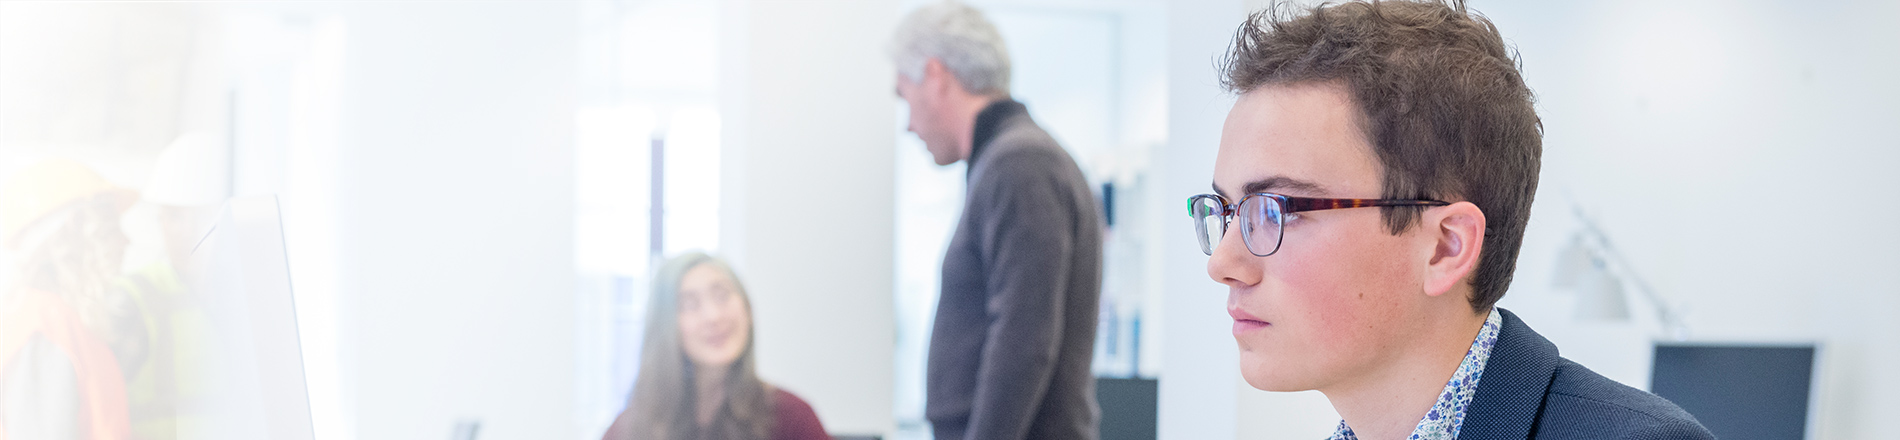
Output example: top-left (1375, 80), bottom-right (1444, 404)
top-left (1191, 2), bottom-right (1713, 439)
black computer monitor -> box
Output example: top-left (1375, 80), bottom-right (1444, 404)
top-left (1096, 377), bottom-right (1157, 440)
top-left (1650, 342), bottom-right (1816, 440)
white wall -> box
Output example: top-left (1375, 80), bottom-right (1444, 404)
top-left (327, 3), bottom-right (580, 439)
top-left (1483, 0), bottom-right (1900, 439)
top-left (1160, 0), bottom-right (1900, 439)
top-left (718, 0), bottom-right (898, 436)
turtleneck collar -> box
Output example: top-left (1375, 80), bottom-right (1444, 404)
top-left (968, 98), bottom-right (1026, 166)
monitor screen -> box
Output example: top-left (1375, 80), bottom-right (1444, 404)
top-left (1650, 342), bottom-right (1815, 440)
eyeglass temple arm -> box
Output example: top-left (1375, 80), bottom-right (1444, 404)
top-left (1281, 196), bottom-right (1449, 213)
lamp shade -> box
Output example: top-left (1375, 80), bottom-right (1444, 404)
top-left (1573, 267), bottom-right (1631, 321)
top-left (1552, 234), bottom-right (1594, 289)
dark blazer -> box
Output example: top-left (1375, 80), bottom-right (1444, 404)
top-left (926, 99), bottom-right (1103, 440)
top-left (1462, 309), bottom-right (1715, 439)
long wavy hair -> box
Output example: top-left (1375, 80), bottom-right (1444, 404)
top-left (622, 252), bottom-right (773, 440)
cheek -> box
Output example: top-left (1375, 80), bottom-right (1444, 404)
top-left (1274, 219), bottom-right (1419, 317)
top-left (723, 303), bottom-right (751, 349)
top-left (1268, 247), bottom-right (1384, 347)
top-left (679, 309), bottom-right (715, 335)
top-left (919, 112), bottom-right (945, 141)
top-left (903, 95), bottom-right (928, 120)
top-left (728, 310), bottom-right (751, 353)
top-left (677, 316), bottom-right (705, 359)
top-left (1241, 220), bottom-right (1420, 386)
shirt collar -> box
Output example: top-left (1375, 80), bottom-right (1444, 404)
top-left (1328, 309), bottom-right (1503, 440)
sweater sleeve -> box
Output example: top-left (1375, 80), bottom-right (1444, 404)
top-left (961, 151), bottom-right (1080, 440)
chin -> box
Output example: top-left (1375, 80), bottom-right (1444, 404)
top-left (1238, 350), bottom-right (1314, 392)
top-left (921, 140), bottom-right (955, 164)
top-left (928, 149), bottom-right (957, 165)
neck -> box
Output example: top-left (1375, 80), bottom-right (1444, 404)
top-left (1322, 306), bottom-right (1489, 440)
top-left (693, 363), bottom-right (730, 426)
top-left (950, 94), bottom-right (1001, 162)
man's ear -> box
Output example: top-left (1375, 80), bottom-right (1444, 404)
top-left (1424, 201), bottom-right (1485, 298)
top-left (922, 58), bottom-right (951, 94)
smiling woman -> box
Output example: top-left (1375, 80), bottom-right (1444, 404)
top-left (603, 252), bottom-right (829, 440)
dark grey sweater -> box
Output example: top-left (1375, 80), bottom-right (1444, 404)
top-left (926, 99), bottom-right (1103, 440)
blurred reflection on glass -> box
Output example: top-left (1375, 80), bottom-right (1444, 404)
top-left (4, 150), bottom-right (309, 440)
top-left (105, 132), bottom-right (228, 440)
top-left (602, 253), bottom-right (827, 440)
top-left (2, 159), bottom-right (142, 440)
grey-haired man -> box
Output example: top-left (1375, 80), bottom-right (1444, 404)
top-left (890, 3), bottom-right (1103, 440)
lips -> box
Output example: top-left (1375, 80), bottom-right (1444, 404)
top-left (1229, 306), bottom-right (1270, 334)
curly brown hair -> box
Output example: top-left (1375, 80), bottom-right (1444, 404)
top-left (1220, 0), bottom-right (1542, 313)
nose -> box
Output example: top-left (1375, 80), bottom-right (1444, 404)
top-left (1206, 225), bottom-right (1262, 289)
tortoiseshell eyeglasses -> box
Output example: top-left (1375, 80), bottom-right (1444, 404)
top-left (1186, 193), bottom-right (1449, 257)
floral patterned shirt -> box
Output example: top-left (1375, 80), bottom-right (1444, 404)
top-left (1327, 309), bottom-right (1503, 440)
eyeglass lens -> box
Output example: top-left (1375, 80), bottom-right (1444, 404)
top-left (1191, 194), bottom-right (1288, 257)
top-left (1237, 195), bottom-right (1284, 256)
top-left (1192, 196), bottom-right (1225, 255)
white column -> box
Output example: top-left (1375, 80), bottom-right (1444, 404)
top-left (719, 0), bottom-right (898, 436)
top-left (330, 3), bottom-right (579, 439)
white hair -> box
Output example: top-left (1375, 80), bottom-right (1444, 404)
top-left (889, 1), bottom-right (1012, 96)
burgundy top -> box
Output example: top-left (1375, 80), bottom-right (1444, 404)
top-left (600, 386), bottom-right (829, 440)
top-left (769, 388), bottom-right (828, 440)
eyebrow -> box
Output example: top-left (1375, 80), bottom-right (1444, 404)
top-left (1213, 176), bottom-right (1327, 198)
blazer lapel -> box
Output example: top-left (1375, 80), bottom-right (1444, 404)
top-left (1459, 308), bottom-right (1562, 439)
